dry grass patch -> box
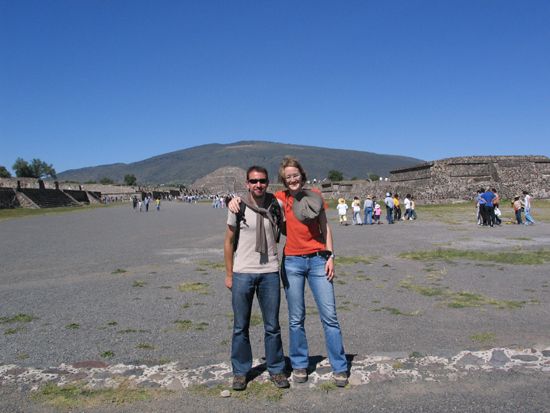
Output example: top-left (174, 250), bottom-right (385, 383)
top-left (399, 279), bottom-right (527, 310)
top-left (337, 256), bottom-right (376, 265)
top-left (0, 313), bottom-right (37, 324)
top-left (178, 282), bottom-right (209, 294)
top-left (190, 381), bottom-right (284, 402)
top-left (33, 381), bottom-right (167, 410)
top-left (196, 260), bottom-right (226, 271)
top-left (399, 248), bottom-right (550, 265)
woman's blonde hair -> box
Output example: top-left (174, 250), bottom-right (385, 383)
top-left (278, 156), bottom-right (307, 187)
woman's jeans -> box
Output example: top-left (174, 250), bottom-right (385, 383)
top-left (231, 272), bottom-right (285, 376)
top-left (364, 207), bottom-right (373, 224)
top-left (525, 208), bottom-right (535, 224)
top-left (282, 255), bottom-right (347, 373)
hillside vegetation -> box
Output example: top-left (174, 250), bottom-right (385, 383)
top-left (57, 140), bottom-right (423, 185)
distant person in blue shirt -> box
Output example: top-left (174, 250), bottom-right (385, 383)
top-left (480, 188), bottom-right (496, 227)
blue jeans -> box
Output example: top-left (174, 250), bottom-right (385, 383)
top-left (364, 207), bottom-right (373, 225)
top-left (525, 208), bottom-right (535, 224)
top-left (231, 272), bottom-right (285, 376)
top-left (386, 206), bottom-right (394, 223)
top-left (282, 255), bottom-right (347, 373)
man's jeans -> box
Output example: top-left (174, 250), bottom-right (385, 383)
top-left (231, 272), bottom-right (285, 376)
top-left (282, 255), bottom-right (347, 374)
top-left (364, 207), bottom-right (373, 225)
top-left (386, 206), bottom-right (394, 223)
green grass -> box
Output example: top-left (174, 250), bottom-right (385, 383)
top-left (196, 260), bottom-right (226, 271)
top-left (337, 256), bottom-right (376, 265)
top-left (4, 327), bottom-right (24, 335)
top-left (172, 319), bottom-right (208, 331)
top-left (0, 203), bottom-right (111, 222)
top-left (178, 282), bottom-right (209, 294)
top-left (190, 382), bottom-right (284, 402)
top-left (132, 280), bottom-right (146, 287)
top-left (33, 381), bottom-right (166, 410)
top-left (415, 199), bottom-right (550, 223)
top-left (0, 313), bottom-right (37, 324)
top-left (111, 268), bottom-right (128, 275)
top-left (65, 323), bottom-right (80, 330)
top-left (371, 307), bottom-right (421, 316)
top-left (174, 319), bottom-right (193, 331)
top-left (399, 248), bottom-right (550, 265)
top-left (470, 332), bottom-right (496, 343)
top-left (318, 381), bottom-right (338, 392)
top-left (100, 351), bottom-right (114, 359)
top-left (117, 328), bottom-right (149, 334)
top-left (399, 279), bottom-right (527, 310)
top-left (136, 343), bottom-right (155, 350)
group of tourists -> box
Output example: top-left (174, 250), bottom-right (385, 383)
top-left (476, 188), bottom-right (535, 226)
top-left (131, 195), bottom-right (161, 212)
top-left (337, 192), bottom-right (417, 225)
top-left (224, 157), bottom-right (348, 391)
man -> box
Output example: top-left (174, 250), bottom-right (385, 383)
top-left (384, 192), bottom-right (394, 224)
top-left (223, 166), bottom-right (289, 391)
top-left (480, 188), bottom-right (496, 227)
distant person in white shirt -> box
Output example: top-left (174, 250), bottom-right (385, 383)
top-left (336, 198), bottom-right (348, 225)
top-left (523, 190), bottom-right (535, 225)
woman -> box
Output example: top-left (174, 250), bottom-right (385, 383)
top-left (276, 156), bottom-right (348, 387)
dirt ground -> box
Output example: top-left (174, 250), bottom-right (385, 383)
top-left (1, 201), bottom-right (549, 412)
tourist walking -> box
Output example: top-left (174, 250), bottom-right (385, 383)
top-left (523, 190), bottom-right (535, 225)
top-left (403, 194), bottom-right (411, 220)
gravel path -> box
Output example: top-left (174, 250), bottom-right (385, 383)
top-left (1, 202), bottom-right (549, 412)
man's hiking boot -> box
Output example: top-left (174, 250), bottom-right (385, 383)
top-left (333, 372), bottom-right (348, 387)
top-left (292, 368), bottom-right (308, 383)
top-left (270, 373), bottom-right (290, 388)
top-left (232, 375), bottom-right (247, 391)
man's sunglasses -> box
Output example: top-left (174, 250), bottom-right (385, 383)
top-left (248, 179), bottom-right (268, 184)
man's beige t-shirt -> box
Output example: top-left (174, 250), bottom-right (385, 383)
top-left (227, 205), bottom-right (279, 274)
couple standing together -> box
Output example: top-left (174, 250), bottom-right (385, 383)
top-left (223, 156), bottom-right (348, 391)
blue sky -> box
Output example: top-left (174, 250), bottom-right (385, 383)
top-left (1, 0), bottom-right (549, 174)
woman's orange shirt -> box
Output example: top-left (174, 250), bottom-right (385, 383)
top-left (276, 189), bottom-right (328, 256)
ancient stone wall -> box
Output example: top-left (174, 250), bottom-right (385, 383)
top-left (317, 156), bottom-right (550, 204)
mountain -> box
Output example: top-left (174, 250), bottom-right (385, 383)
top-left (57, 141), bottom-right (423, 185)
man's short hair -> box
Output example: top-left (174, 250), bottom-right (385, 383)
top-left (246, 165), bottom-right (269, 181)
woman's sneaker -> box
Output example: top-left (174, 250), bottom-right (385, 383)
top-left (292, 368), bottom-right (308, 383)
top-left (333, 372), bottom-right (348, 387)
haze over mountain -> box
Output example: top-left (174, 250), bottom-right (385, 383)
top-left (57, 141), bottom-right (423, 185)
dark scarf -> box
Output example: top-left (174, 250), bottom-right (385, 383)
top-left (244, 193), bottom-right (278, 255)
